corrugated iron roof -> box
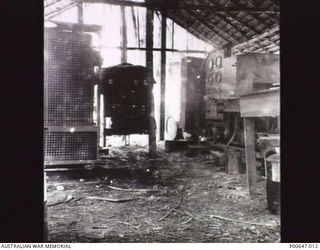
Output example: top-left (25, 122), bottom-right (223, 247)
top-left (44, 0), bottom-right (279, 53)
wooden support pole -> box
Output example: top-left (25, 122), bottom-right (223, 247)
top-left (244, 118), bottom-right (257, 195)
top-left (120, 5), bottom-right (127, 63)
top-left (146, 2), bottom-right (156, 156)
top-left (171, 21), bottom-right (174, 50)
top-left (77, 2), bottom-right (84, 24)
top-left (160, 11), bottom-right (166, 141)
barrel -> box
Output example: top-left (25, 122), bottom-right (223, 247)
top-left (265, 153), bottom-right (280, 214)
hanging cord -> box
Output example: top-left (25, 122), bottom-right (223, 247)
top-left (224, 114), bottom-right (238, 161)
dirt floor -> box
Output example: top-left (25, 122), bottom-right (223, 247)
top-left (46, 145), bottom-right (280, 243)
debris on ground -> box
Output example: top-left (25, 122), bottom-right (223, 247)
top-left (46, 145), bottom-right (280, 243)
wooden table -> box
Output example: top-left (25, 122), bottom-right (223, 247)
top-left (239, 88), bottom-right (280, 195)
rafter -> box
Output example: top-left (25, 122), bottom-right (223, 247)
top-left (45, 2), bottom-right (77, 18)
top-left (227, 0), bottom-right (271, 29)
top-left (79, 0), bottom-right (279, 12)
top-left (192, 0), bottom-right (250, 41)
top-left (184, 9), bottom-right (241, 45)
top-left (210, 13), bottom-right (250, 41)
top-left (232, 26), bottom-right (279, 54)
top-left (233, 26), bottom-right (279, 48)
top-left (223, 13), bottom-right (261, 37)
top-left (227, 0), bottom-right (278, 32)
top-left (247, 0), bottom-right (279, 23)
top-left (44, 0), bottom-right (63, 9)
top-left (168, 10), bottom-right (224, 45)
top-left (196, 0), bottom-right (270, 42)
top-left (166, 11), bottom-right (219, 47)
top-left (253, 42), bottom-right (279, 53)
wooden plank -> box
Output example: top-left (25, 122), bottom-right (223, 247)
top-left (146, 3), bottom-right (156, 156)
top-left (93, 45), bottom-right (208, 53)
top-left (224, 98), bottom-right (240, 112)
top-left (49, 20), bottom-right (102, 32)
top-left (240, 89), bottom-right (280, 117)
top-left (160, 11), bottom-right (167, 141)
top-left (244, 118), bottom-right (257, 195)
top-left (126, 47), bottom-right (208, 53)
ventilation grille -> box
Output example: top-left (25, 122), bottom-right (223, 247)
top-left (44, 132), bottom-right (97, 161)
top-left (44, 29), bottom-right (98, 126)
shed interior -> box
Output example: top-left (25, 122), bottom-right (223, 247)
top-left (44, 0), bottom-right (280, 243)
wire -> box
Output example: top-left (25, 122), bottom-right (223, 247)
top-left (224, 114), bottom-right (238, 157)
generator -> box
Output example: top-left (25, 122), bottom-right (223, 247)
top-left (203, 51), bottom-right (280, 146)
top-left (97, 63), bottom-right (154, 145)
top-left (44, 25), bottom-right (102, 166)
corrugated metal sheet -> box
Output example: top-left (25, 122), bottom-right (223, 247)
top-left (44, 0), bottom-right (279, 53)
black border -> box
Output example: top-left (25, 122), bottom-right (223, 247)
top-left (0, 0), bottom-right (44, 242)
top-left (280, 0), bottom-right (320, 243)
top-left (1, 0), bottom-right (320, 243)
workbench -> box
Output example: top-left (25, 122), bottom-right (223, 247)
top-left (239, 88), bottom-right (280, 195)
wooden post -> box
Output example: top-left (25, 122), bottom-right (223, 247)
top-left (227, 150), bottom-right (240, 174)
top-left (244, 118), bottom-right (257, 195)
top-left (77, 2), bottom-right (84, 24)
top-left (160, 11), bottom-right (167, 141)
top-left (99, 94), bottom-right (105, 147)
top-left (172, 21), bottom-right (174, 50)
top-left (146, 2), bottom-right (156, 156)
top-left (120, 5), bottom-right (128, 63)
top-left (96, 84), bottom-right (101, 150)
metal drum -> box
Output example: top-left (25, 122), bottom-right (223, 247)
top-left (265, 152), bottom-right (280, 214)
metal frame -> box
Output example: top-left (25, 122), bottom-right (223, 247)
top-left (44, 22), bottom-right (102, 167)
top-left (45, 126), bottom-right (98, 132)
top-left (44, 160), bottom-right (97, 166)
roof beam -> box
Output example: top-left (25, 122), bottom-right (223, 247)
top-left (185, 9), bottom-right (241, 45)
top-left (253, 43), bottom-right (279, 53)
top-left (222, 13), bottom-right (261, 37)
top-left (232, 26), bottom-right (279, 49)
top-left (44, 0), bottom-right (63, 9)
top-left (166, 11), bottom-right (219, 46)
top-left (232, 26), bottom-right (279, 54)
top-left (45, 2), bottom-right (77, 18)
top-left (209, 13), bottom-right (250, 41)
top-left (247, 0), bottom-right (279, 23)
top-left (79, 0), bottom-right (279, 12)
top-left (192, 0), bottom-right (250, 41)
top-left (227, 0), bottom-right (277, 31)
top-left (194, 0), bottom-right (276, 45)
top-left (44, 20), bottom-right (102, 32)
